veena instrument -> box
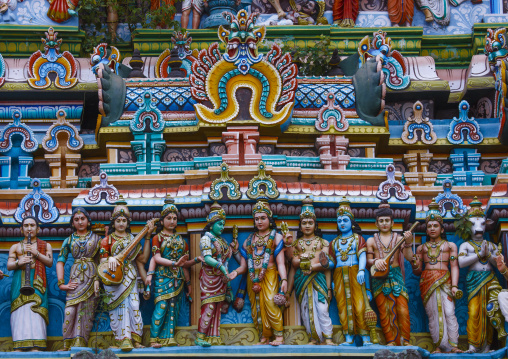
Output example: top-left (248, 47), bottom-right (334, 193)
top-left (370, 221), bottom-right (420, 279)
top-left (98, 218), bottom-right (158, 286)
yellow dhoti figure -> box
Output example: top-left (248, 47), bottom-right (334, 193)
top-left (247, 266), bottom-right (284, 339)
top-left (333, 265), bottom-right (369, 336)
top-left (466, 271), bottom-right (506, 348)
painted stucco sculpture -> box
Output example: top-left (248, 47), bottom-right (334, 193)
top-left (190, 10), bottom-right (297, 126)
top-left (14, 178), bottom-right (60, 224)
top-left (0, 110), bottom-right (38, 189)
top-left (447, 100), bottom-right (483, 145)
top-left (27, 28), bottom-right (78, 90)
top-left (401, 101), bottom-right (437, 145)
top-left (358, 30), bottom-right (410, 91)
top-left (42, 109), bottom-right (84, 188)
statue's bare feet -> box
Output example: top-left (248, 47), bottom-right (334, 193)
top-left (324, 339), bottom-right (337, 346)
top-left (432, 348), bottom-right (442, 354)
top-left (255, 337), bottom-right (269, 345)
top-left (57, 348), bottom-right (70, 352)
top-left (30, 348), bottom-right (40, 352)
top-left (134, 343), bottom-right (145, 349)
top-left (450, 347), bottom-right (463, 354)
top-left (269, 336), bottom-right (284, 346)
top-left (151, 343), bottom-right (162, 349)
top-left (386, 342), bottom-right (396, 346)
top-left (13, 350), bottom-right (22, 352)
top-left (307, 340), bottom-right (317, 345)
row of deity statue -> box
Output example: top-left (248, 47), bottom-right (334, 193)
top-left (5, 195), bottom-right (508, 353)
top-left (177, 0), bottom-right (468, 29)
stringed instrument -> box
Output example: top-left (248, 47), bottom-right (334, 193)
top-left (370, 221), bottom-right (419, 279)
top-left (98, 218), bottom-right (158, 286)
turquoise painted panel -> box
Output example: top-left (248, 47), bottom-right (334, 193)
top-left (0, 105), bottom-right (83, 120)
top-left (347, 158), bottom-right (393, 170)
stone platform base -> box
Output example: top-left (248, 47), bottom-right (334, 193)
top-left (0, 345), bottom-right (505, 359)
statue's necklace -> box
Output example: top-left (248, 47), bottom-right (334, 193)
top-left (336, 235), bottom-right (355, 261)
top-left (298, 236), bottom-right (319, 259)
top-left (72, 231), bottom-right (92, 253)
top-left (159, 232), bottom-right (182, 255)
top-left (425, 240), bottom-right (444, 265)
top-left (340, 233), bottom-right (354, 245)
top-left (379, 233), bottom-right (395, 253)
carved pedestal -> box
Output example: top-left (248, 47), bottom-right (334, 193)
top-left (316, 135), bottom-right (351, 170)
top-left (403, 150), bottom-right (437, 186)
top-left (222, 126), bottom-right (262, 166)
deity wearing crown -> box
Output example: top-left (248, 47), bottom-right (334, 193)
top-left (239, 198), bottom-right (291, 346)
top-left (331, 197), bottom-right (376, 346)
top-left (413, 200), bottom-right (462, 354)
top-left (286, 196), bottom-right (335, 345)
top-left (458, 198), bottom-right (506, 353)
top-left (195, 202), bottom-right (234, 347)
top-left (98, 197), bottom-right (154, 351)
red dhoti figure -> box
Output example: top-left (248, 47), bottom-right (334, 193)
top-left (332, 0), bottom-right (358, 27)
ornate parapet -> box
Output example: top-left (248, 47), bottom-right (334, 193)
top-left (376, 164), bottom-right (411, 201)
top-left (209, 162), bottom-right (241, 201)
top-left (401, 101), bottom-right (437, 145)
top-left (434, 179), bottom-right (467, 218)
top-left (447, 100), bottom-right (483, 145)
top-left (85, 171), bottom-right (120, 205)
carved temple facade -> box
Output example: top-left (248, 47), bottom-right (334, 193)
top-left (1, 6), bottom-right (508, 356)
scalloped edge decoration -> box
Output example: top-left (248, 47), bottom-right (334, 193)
top-left (376, 164), bottom-right (410, 201)
top-left (247, 161), bottom-right (279, 200)
top-left (0, 110), bottom-right (38, 153)
top-left (434, 179), bottom-right (466, 217)
top-left (209, 162), bottom-right (241, 201)
top-left (85, 171), bottom-right (120, 205)
top-left (42, 109), bottom-right (83, 152)
top-left (14, 178), bottom-right (59, 224)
